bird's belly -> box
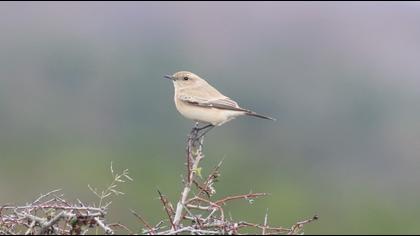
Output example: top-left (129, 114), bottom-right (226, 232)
top-left (175, 100), bottom-right (243, 126)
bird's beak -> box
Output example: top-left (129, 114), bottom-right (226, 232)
top-left (164, 75), bottom-right (174, 81)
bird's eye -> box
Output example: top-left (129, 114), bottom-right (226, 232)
top-left (183, 77), bottom-right (189, 81)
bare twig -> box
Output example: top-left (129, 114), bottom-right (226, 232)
top-left (262, 209), bottom-right (269, 235)
top-left (40, 211), bottom-right (66, 234)
top-left (288, 215), bottom-right (319, 235)
top-left (109, 223), bottom-right (134, 235)
top-left (32, 189), bottom-right (63, 205)
top-left (157, 190), bottom-right (176, 230)
top-left (215, 192), bottom-right (268, 205)
top-left (130, 209), bottom-right (155, 234)
top-left (94, 217), bottom-right (114, 235)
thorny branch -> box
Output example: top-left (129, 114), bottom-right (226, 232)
top-left (150, 123), bottom-right (318, 234)
top-left (0, 123), bottom-right (318, 235)
top-left (0, 189), bottom-right (113, 235)
top-left (0, 165), bottom-right (132, 235)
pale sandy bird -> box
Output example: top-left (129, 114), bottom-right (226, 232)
top-left (165, 71), bottom-right (275, 132)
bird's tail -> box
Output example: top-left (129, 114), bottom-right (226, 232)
top-left (246, 111), bottom-right (276, 121)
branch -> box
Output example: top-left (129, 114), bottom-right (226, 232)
top-left (214, 192), bottom-right (269, 205)
top-left (94, 217), bottom-right (114, 235)
top-left (157, 190), bottom-right (176, 230)
top-left (130, 209), bottom-right (155, 234)
top-left (172, 124), bottom-right (205, 229)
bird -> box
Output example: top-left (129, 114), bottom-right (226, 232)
top-left (165, 71), bottom-right (275, 134)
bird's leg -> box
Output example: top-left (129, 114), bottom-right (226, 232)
top-left (186, 122), bottom-right (200, 173)
top-left (189, 123), bottom-right (211, 146)
top-left (188, 122), bottom-right (200, 147)
top-left (189, 123), bottom-right (214, 148)
top-left (196, 125), bottom-right (214, 142)
top-left (192, 123), bottom-right (199, 140)
top-left (196, 124), bottom-right (213, 131)
top-left (190, 124), bottom-right (215, 147)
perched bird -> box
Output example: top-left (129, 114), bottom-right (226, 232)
top-left (165, 71), bottom-right (275, 130)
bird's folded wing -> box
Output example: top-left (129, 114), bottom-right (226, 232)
top-left (179, 95), bottom-right (248, 112)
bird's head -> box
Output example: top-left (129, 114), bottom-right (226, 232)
top-left (164, 71), bottom-right (206, 89)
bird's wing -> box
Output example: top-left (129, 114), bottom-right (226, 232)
top-left (178, 95), bottom-right (249, 112)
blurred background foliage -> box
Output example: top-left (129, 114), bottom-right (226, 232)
top-left (1, 2), bottom-right (420, 234)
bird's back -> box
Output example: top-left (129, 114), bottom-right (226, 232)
top-left (178, 80), bottom-right (227, 101)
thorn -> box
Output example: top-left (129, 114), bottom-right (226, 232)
top-left (262, 208), bottom-right (269, 235)
top-left (264, 208), bottom-right (269, 225)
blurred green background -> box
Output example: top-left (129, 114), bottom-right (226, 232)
top-left (1, 2), bottom-right (420, 234)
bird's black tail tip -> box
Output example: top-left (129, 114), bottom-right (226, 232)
top-left (246, 112), bottom-right (276, 121)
